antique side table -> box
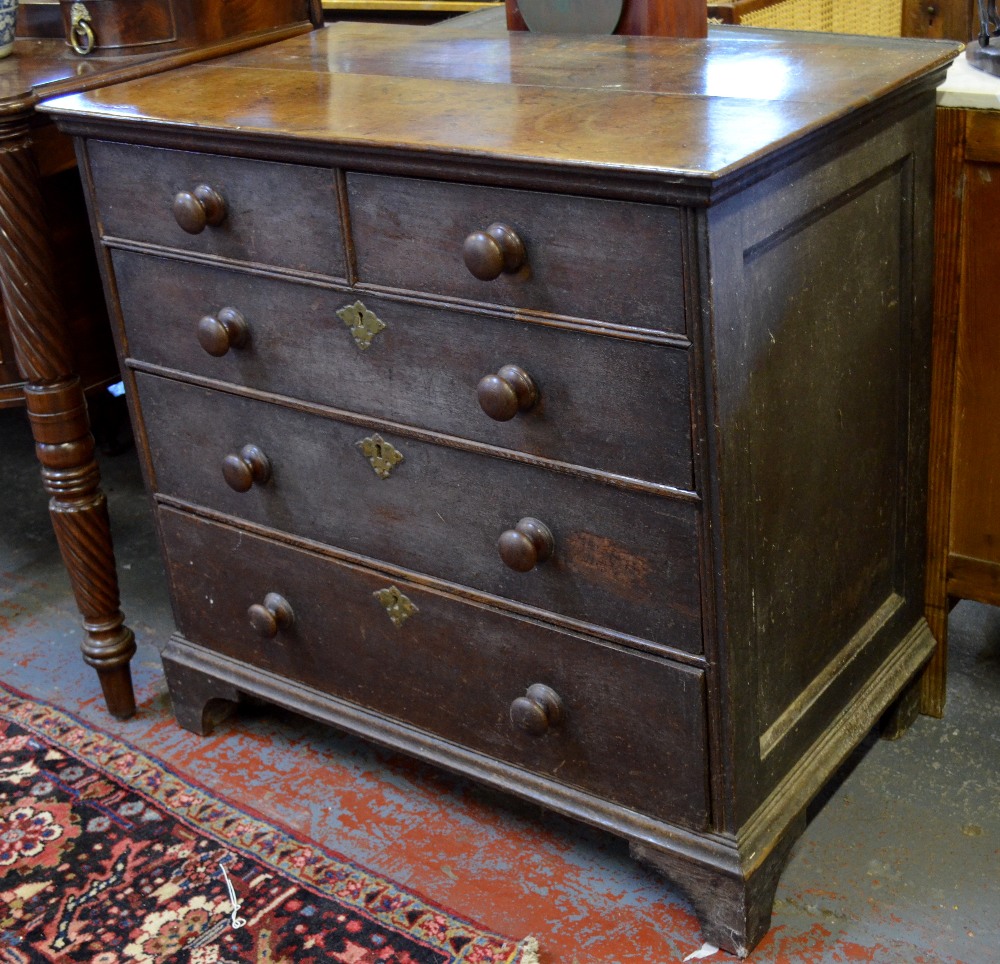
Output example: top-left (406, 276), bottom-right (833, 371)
top-left (45, 24), bottom-right (958, 952)
top-left (0, 4), bottom-right (321, 719)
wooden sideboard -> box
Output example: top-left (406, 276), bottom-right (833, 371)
top-left (922, 56), bottom-right (1000, 716)
top-left (45, 24), bottom-right (957, 954)
top-left (0, 0), bottom-right (321, 719)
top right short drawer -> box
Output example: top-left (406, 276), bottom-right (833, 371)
top-left (347, 174), bottom-right (686, 335)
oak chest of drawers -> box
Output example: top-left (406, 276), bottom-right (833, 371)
top-left (46, 22), bottom-right (958, 955)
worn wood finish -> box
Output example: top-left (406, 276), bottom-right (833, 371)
top-left (348, 173), bottom-right (685, 331)
top-left (47, 26), bottom-right (957, 202)
top-left (110, 250), bottom-right (694, 487)
top-left (0, 1), bottom-right (321, 718)
top-left (135, 371), bottom-right (703, 652)
top-left (48, 24), bottom-right (957, 955)
top-left (160, 506), bottom-right (710, 825)
top-left (88, 142), bottom-right (346, 276)
top-left (631, 810), bottom-right (805, 958)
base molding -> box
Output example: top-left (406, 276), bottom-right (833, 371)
top-left (161, 617), bottom-right (933, 957)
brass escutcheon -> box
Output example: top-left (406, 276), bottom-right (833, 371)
top-left (337, 300), bottom-right (385, 351)
top-left (69, 3), bottom-right (95, 55)
top-left (357, 434), bottom-right (403, 480)
top-left (374, 586), bottom-right (418, 628)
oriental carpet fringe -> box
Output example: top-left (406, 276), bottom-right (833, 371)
top-left (0, 683), bottom-right (536, 963)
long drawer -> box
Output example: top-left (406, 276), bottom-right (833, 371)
top-left (347, 173), bottom-right (686, 334)
top-left (136, 372), bottom-right (703, 653)
top-left (87, 141), bottom-right (347, 277)
top-left (114, 250), bottom-right (693, 489)
top-left (159, 506), bottom-right (710, 827)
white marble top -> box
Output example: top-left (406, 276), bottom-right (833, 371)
top-left (938, 52), bottom-right (1000, 109)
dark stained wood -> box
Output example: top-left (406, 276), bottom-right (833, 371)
top-left (498, 517), bottom-right (553, 572)
top-left (134, 370), bottom-right (704, 653)
top-left (632, 810), bottom-right (805, 957)
top-left (247, 591), bottom-right (295, 637)
top-left (348, 173), bottom-right (685, 329)
top-left (51, 24), bottom-right (956, 955)
top-left (921, 106), bottom-right (967, 718)
top-left (45, 26), bottom-right (957, 200)
top-left (923, 102), bottom-right (1000, 715)
top-left (0, 154), bottom-right (114, 410)
top-left (55, 0), bottom-right (321, 54)
top-left (0, 0), bottom-right (322, 718)
top-left (159, 506), bottom-right (711, 826)
top-left (902, 0), bottom-right (975, 40)
top-left (476, 364), bottom-right (538, 422)
top-left (88, 141), bottom-right (346, 276)
top-left (0, 109), bottom-right (136, 719)
top-left (109, 249), bottom-right (695, 488)
top-left (462, 222), bottom-right (526, 281)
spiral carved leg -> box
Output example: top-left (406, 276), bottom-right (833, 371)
top-left (0, 113), bottom-right (137, 718)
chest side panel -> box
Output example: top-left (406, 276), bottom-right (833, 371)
top-left (705, 100), bottom-right (936, 822)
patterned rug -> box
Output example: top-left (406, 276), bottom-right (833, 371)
top-left (0, 685), bottom-right (537, 963)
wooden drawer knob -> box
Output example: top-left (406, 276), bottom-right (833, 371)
top-left (463, 223), bottom-right (526, 281)
top-left (477, 365), bottom-right (538, 422)
top-left (499, 517), bottom-right (553, 572)
top-left (197, 307), bottom-right (249, 357)
top-left (173, 184), bottom-right (227, 234)
top-left (222, 444), bottom-right (271, 493)
top-left (248, 592), bottom-right (294, 638)
top-left (510, 683), bottom-right (563, 736)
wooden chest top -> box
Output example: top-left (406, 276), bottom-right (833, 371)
top-left (44, 23), bottom-right (959, 198)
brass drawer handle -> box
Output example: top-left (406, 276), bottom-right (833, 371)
top-left (498, 517), bottom-right (553, 572)
top-left (173, 184), bottom-right (227, 235)
top-left (510, 683), bottom-right (563, 736)
top-left (197, 307), bottom-right (249, 357)
top-left (477, 364), bottom-right (538, 422)
top-left (222, 444), bottom-right (271, 493)
top-left (463, 223), bottom-right (526, 281)
top-left (69, 2), bottom-right (95, 55)
top-left (248, 592), bottom-right (294, 638)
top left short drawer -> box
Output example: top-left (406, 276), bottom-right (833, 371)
top-left (85, 141), bottom-right (347, 278)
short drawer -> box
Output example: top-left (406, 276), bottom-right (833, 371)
top-left (86, 141), bottom-right (346, 277)
top-left (114, 250), bottom-right (693, 488)
top-left (159, 506), bottom-right (709, 828)
top-left (136, 373), bottom-right (703, 653)
top-left (347, 173), bottom-right (686, 334)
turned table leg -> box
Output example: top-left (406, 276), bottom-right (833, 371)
top-left (0, 109), bottom-right (136, 718)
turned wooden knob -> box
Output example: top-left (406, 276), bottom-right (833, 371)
top-left (498, 517), bottom-right (553, 572)
top-left (510, 683), bottom-right (563, 736)
top-left (222, 444), bottom-right (271, 492)
top-left (197, 307), bottom-right (249, 357)
top-left (248, 592), bottom-right (294, 638)
top-left (173, 184), bottom-right (227, 234)
top-left (477, 365), bottom-right (538, 421)
top-left (463, 223), bottom-right (526, 281)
